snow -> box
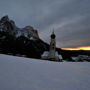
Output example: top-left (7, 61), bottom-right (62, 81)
top-left (0, 54), bottom-right (90, 90)
top-left (41, 51), bottom-right (49, 56)
top-left (59, 55), bottom-right (63, 60)
top-left (30, 37), bottom-right (36, 40)
top-left (55, 51), bottom-right (58, 56)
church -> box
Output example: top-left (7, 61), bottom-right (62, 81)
top-left (41, 31), bottom-right (62, 61)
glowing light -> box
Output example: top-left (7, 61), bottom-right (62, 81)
top-left (62, 46), bottom-right (90, 51)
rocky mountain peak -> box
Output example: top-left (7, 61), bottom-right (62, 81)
top-left (0, 15), bottom-right (9, 22)
top-left (0, 15), bottom-right (40, 39)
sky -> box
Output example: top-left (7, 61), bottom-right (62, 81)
top-left (0, 0), bottom-right (90, 48)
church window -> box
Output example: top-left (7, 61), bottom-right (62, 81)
top-left (52, 47), bottom-right (54, 49)
top-left (52, 43), bottom-right (54, 46)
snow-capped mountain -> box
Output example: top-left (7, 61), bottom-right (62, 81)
top-left (0, 15), bottom-right (49, 59)
top-left (0, 15), bottom-right (39, 39)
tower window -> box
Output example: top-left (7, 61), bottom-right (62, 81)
top-left (52, 44), bottom-right (54, 46)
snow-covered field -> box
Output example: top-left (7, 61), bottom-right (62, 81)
top-left (0, 54), bottom-right (90, 90)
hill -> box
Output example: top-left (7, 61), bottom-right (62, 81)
top-left (0, 54), bottom-right (90, 90)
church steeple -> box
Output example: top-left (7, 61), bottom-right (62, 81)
top-left (48, 31), bottom-right (56, 60)
top-left (41, 30), bottom-right (62, 61)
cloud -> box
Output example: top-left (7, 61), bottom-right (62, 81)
top-left (0, 0), bottom-right (90, 48)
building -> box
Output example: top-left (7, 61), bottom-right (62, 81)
top-left (71, 55), bottom-right (90, 61)
top-left (41, 31), bottom-right (62, 61)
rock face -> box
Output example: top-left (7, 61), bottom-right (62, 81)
top-left (0, 15), bottom-right (39, 39)
top-left (0, 15), bottom-right (49, 59)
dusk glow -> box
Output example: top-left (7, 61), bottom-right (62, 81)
top-left (62, 46), bottom-right (90, 50)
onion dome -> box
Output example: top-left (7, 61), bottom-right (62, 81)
top-left (51, 31), bottom-right (56, 39)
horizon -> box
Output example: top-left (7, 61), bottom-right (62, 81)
top-left (62, 46), bottom-right (90, 51)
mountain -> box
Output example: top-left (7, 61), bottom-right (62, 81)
top-left (0, 15), bottom-right (49, 59)
top-left (0, 15), bottom-right (39, 39)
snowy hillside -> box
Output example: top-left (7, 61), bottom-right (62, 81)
top-left (0, 54), bottom-right (90, 90)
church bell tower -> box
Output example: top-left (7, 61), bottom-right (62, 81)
top-left (48, 31), bottom-right (56, 60)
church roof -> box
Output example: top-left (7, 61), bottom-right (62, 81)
top-left (41, 51), bottom-right (49, 57)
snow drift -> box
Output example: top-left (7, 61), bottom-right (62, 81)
top-left (0, 54), bottom-right (90, 90)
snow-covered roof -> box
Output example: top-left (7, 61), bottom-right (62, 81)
top-left (71, 57), bottom-right (79, 61)
top-left (41, 51), bottom-right (49, 57)
top-left (55, 51), bottom-right (59, 56)
top-left (59, 55), bottom-right (63, 59)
